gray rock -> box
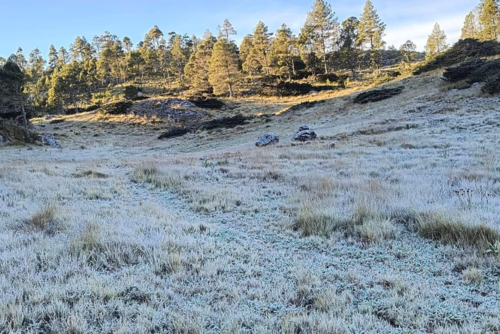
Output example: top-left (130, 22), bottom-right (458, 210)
top-left (40, 134), bottom-right (60, 148)
top-left (298, 125), bottom-right (310, 131)
top-left (293, 129), bottom-right (317, 142)
top-left (256, 133), bottom-right (279, 147)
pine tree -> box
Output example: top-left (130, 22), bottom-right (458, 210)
top-left (219, 19), bottom-right (237, 40)
top-left (269, 24), bottom-right (298, 79)
top-left (28, 48), bottom-right (45, 80)
top-left (185, 30), bottom-right (216, 92)
top-left (170, 34), bottom-right (187, 86)
top-left (71, 36), bottom-right (94, 62)
top-left (126, 51), bottom-right (146, 83)
top-left (209, 20), bottom-right (240, 97)
top-left (461, 11), bottom-right (479, 40)
top-left (339, 17), bottom-right (362, 77)
top-left (399, 40), bottom-right (417, 73)
top-left (243, 21), bottom-right (272, 75)
top-left (299, 0), bottom-right (338, 74)
top-left (14, 48), bottom-right (28, 71)
top-left (27, 48), bottom-right (46, 108)
top-left (425, 23), bottom-right (448, 61)
top-left (58, 47), bottom-right (69, 66)
top-left (48, 45), bottom-right (59, 70)
top-left (239, 35), bottom-right (253, 66)
top-left (48, 62), bottom-right (87, 112)
top-left (357, 0), bottom-right (386, 72)
top-left (141, 26), bottom-right (164, 78)
top-left (123, 37), bottom-right (133, 54)
top-left (479, 0), bottom-right (499, 41)
top-left (0, 60), bottom-right (30, 141)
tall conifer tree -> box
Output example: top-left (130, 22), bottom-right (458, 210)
top-left (208, 20), bottom-right (240, 97)
top-left (299, 0), bottom-right (338, 74)
top-left (269, 24), bottom-right (297, 79)
top-left (461, 11), bottom-right (479, 40)
top-left (479, 0), bottom-right (499, 41)
top-left (425, 23), bottom-right (448, 61)
top-left (357, 0), bottom-right (386, 72)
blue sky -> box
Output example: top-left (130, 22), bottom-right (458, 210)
top-left (0, 0), bottom-right (474, 58)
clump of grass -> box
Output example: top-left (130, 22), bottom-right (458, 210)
top-left (293, 204), bottom-right (395, 242)
top-left (416, 212), bottom-right (500, 250)
top-left (22, 205), bottom-right (62, 235)
top-left (355, 217), bottom-right (395, 242)
top-left (132, 162), bottom-right (182, 189)
top-left (72, 170), bottom-right (108, 179)
top-left (295, 204), bottom-right (499, 250)
top-left (462, 268), bottom-right (483, 285)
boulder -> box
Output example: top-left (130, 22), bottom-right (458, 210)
top-left (294, 130), bottom-right (317, 142)
top-left (256, 133), bottom-right (279, 147)
top-left (40, 134), bottom-right (60, 148)
top-left (293, 125), bottom-right (317, 142)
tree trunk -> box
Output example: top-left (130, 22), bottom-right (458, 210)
top-left (18, 90), bottom-right (30, 143)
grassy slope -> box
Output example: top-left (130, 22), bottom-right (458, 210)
top-left (1, 74), bottom-right (500, 333)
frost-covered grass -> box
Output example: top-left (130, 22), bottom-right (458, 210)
top-left (1, 75), bottom-right (500, 333)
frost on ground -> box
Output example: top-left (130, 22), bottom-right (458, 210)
top-left (1, 75), bottom-right (500, 333)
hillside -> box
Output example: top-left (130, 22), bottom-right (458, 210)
top-left (1, 71), bottom-right (500, 333)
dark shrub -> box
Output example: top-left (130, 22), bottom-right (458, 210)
top-left (158, 128), bottom-right (190, 140)
top-left (386, 70), bottom-right (402, 78)
top-left (466, 59), bottom-right (500, 84)
top-left (101, 101), bottom-right (133, 115)
top-left (441, 58), bottom-right (500, 94)
top-left (316, 73), bottom-right (339, 83)
top-left (189, 98), bottom-right (225, 109)
top-left (286, 100), bottom-right (326, 113)
top-left (49, 119), bottom-right (65, 124)
top-left (259, 82), bottom-right (314, 97)
top-left (124, 86), bottom-right (144, 100)
top-left (0, 120), bottom-right (38, 143)
top-left (482, 76), bottom-right (500, 94)
top-left (442, 60), bottom-right (486, 82)
top-left (198, 114), bottom-right (251, 131)
top-left (0, 111), bottom-right (22, 120)
top-left (414, 39), bottom-right (500, 74)
top-left (354, 87), bottom-right (405, 104)
top-left (66, 104), bottom-right (100, 115)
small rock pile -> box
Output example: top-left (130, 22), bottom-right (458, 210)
top-left (293, 125), bottom-right (317, 142)
top-left (131, 98), bottom-right (208, 123)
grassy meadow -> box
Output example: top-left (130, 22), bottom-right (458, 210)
top-left (1, 73), bottom-right (500, 333)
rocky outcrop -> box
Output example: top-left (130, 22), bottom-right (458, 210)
top-left (130, 98), bottom-right (208, 123)
top-left (256, 133), bottom-right (279, 147)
